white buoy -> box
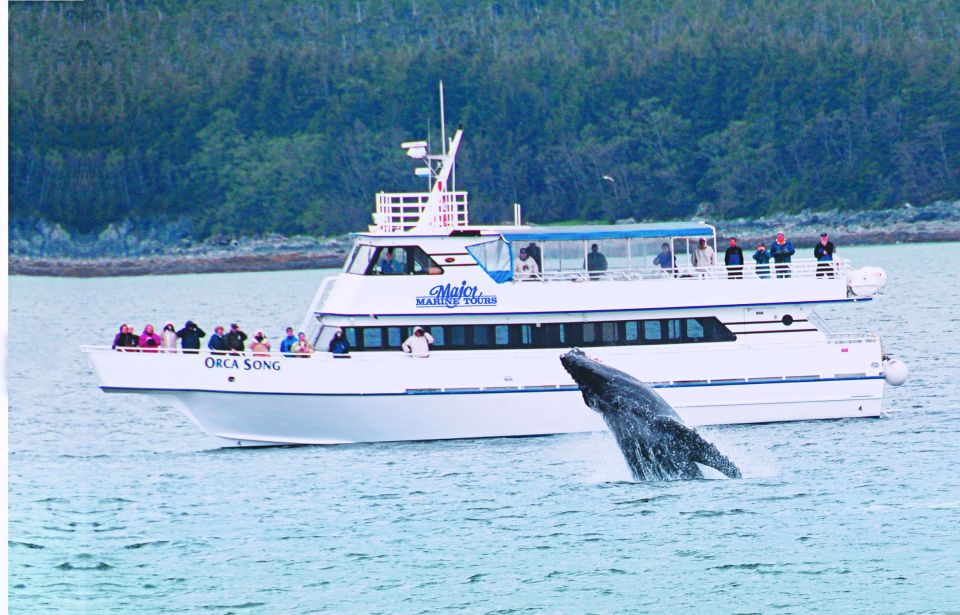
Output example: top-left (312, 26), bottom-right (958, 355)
top-left (883, 358), bottom-right (909, 386)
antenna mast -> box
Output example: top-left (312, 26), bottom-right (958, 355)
top-left (439, 80), bottom-right (446, 157)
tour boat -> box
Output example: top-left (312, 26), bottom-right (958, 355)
top-left (84, 97), bottom-right (908, 447)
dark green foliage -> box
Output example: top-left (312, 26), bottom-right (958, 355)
top-left (9, 0), bottom-right (960, 237)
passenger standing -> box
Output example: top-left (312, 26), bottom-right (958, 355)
top-left (586, 243), bottom-right (608, 279)
top-left (250, 332), bottom-right (271, 356)
top-left (515, 247), bottom-right (541, 279)
top-left (653, 243), bottom-right (676, 275)
top-left (292, 332), bottom-right (314, 357)
top-left (176, 320), bottom-right (206, 353)
top-left (279, 327), bottom-right (297, 355)
top-left (525, 242), bottom-right (543, 271)
top-left (690, 238), bottom-right (716, 275)
top-left (328, 328), bottom-right (350, 356)
top-left (402, 326), bottom-right (434, 358)
top-left (723, 238), bottom-right (745, 279)
top-left (138, 324), bottom-right (162, 353)
top-left (814, 232), bottom-right (836, 278)
top-left (753, 241), bottom-right (771, 279)
top-left (208, 326), bottom-right (227, 354)
top-left (160, 323), bottom-right (178, 351)
top-left (112, 324), bottom-right (138, 350)
top-left (224, 323), bottom-right (248, 353)
top-left (770, 232), bottom-right (795, 278)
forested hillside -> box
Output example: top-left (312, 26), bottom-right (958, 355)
top-left (9, 0), bottom-right (960, 239)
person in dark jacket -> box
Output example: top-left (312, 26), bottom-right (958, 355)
top-left (208, 326), bottom-right (227, 354)
top-left (224, 323), bottom-right (248, 353)
top-left (586, 243), bottom-right (608, 279)
top-left (653, 243), bottom-right (676, 275)
top-left (753, 241), bottom-right (771, 279)
top-left (814, 232), bottom-right (836, 278)
top-left (525, 242), bottom-right (542, 271)
top-left (723, 237), bottom-right (745, 279)
top-left (112, 324), bottom-right (139, 350)
top-left (769, 232), bottom-right (795, 278)
top-left (177, 321), bottom-right (206, 353)
top-left (328, 328), bottom-right (350, 356)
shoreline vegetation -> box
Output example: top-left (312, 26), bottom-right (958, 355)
top-left (10, 201), bottom-right (960, 277)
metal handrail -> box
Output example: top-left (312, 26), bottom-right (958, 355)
top-left (513, 258), bottom-right (851, 283)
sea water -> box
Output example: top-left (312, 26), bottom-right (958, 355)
top-left (8, 244), bottom-right (960, 614)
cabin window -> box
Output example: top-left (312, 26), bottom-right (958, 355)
top-left (686, 318), bottom-right (705, 340)
top-left (666, 319), bottom-right (682, 341)
top-left (582, 323), bottom-right (597, 344)
top-left (362, 246), bottom-right (444, 275)
top-left (601, 322), bottom-right (619, 343)
top-left (473, 325), bottom-right (491, 346)
top-left (466, 238), bottom-right (513, 283)
top-left (346, 244), bottom-right (378, 274)
top-left (428, 326), bottom-right (445, 346)
top-left (339, 317), bottom-right (734, 352)
top-left (450, 325), bottom-right (468, 347)
top-left (644, 320), bottom-right (662, 341)
top-left (363, 328), bottom-right (383, 348)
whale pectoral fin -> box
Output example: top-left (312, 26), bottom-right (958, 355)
top-left (656, 418), bottom-right (743, 479)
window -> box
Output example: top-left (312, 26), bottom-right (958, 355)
top-left (473, 325), bottom-right (490, 346)
top-left (644, 320), bottom-right (662, 341)
top-left (346, 244), bottom-right (378, 274)
top-left (667, 319), bottom-right (682, 341)
top-left (362, 246), bottom-right (443, 275)
top-left (338, 317), bottom-right (734, 351)
top-left (363, 328), bottom-right (383, 348)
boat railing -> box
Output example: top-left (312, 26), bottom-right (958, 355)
top-left (371, 191), bottom-right (469, 233)
top-left (515, 257), bottom-right (852, 283)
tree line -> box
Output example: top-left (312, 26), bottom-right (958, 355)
top-left (9, 0), bottom-right (960, 239)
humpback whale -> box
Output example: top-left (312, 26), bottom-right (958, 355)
top-left (560, 349), bottom-right (742, 481)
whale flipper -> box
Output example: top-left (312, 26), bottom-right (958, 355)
top-left (560, 348), bottom-right (741, 482)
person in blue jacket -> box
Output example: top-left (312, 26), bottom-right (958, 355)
top-left (723, 237), bottom-right (745, 279)
top-left (208, 326), bottom-right (227, 354)
top-left (327, 328), bottom-right (351, 356)
top-left (176, 320), bottom-right (206, 353)
top-left (769, 232), bottom-right (795, 278)
top-left (752, 241), bottom-right (771, 278)
top-left (279, 327), bottom-right (297, 355)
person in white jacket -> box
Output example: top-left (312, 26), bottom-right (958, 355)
top-left (160, 323), bottom-right (179, 352)
top-left (690, 238), bottom-right (716, 276)
top-left (402, 327), bottom-right (434, 358)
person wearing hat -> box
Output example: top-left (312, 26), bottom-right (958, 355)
top-left (769, 232), bottom-right (795, 278)
top-left (208, 325), bottom-right (227, 354)
top-left (327, 328), bottom-right (351, 356)
top-left (160, 323), bottom-right (179, 351)
top-left (402, 326), bottom-right (434, 358)
top-left (250, 331), bottom-right (271, 356)
top-left (814, 232), bottom-right (836, 278)
top-left (176, 320), bottom-right (206, 354)
top-left (224, 323), bottom-right (248, 354)
top-left (514, 246), bottom-right (540, 279)
top-left (690, 237), bottom-right (716, 276)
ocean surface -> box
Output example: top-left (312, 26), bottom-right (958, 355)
top-left (8, 243), bottom-right (960, 614)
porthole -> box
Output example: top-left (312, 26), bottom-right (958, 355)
top-left (782, 314), bottom-right (794, 326)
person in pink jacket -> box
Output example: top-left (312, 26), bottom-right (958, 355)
top-left (139, 324), bottom-right (162, 353)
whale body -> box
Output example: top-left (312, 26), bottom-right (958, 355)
top-left (560, 349), bottom-right (741, 481)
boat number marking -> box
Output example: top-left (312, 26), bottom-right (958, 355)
top-left (204, 357), bottom-right (281, 372)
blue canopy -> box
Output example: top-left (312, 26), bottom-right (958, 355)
top-left (501, 222), bottom-right (714, 242)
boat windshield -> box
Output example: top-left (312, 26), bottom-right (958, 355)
top-left (346, 244), bottom-right (444, 275)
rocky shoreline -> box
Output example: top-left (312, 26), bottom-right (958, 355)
top-left (9, 201), bottom-right (960, 277)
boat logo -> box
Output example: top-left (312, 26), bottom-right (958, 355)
top-left (416, 281), bottom-right (497, 309)
top-left (204, 356), bottom-right (281, 372)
